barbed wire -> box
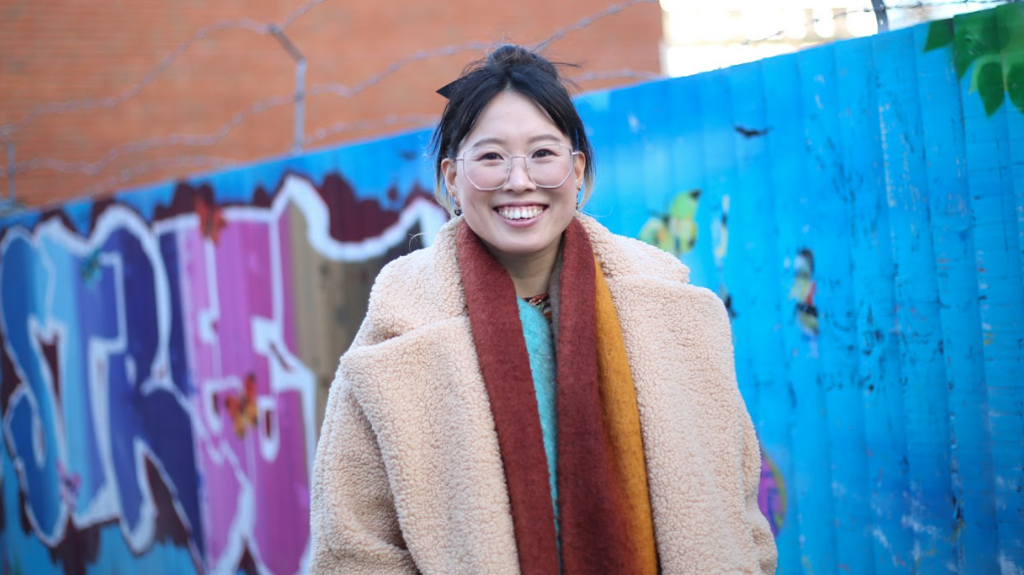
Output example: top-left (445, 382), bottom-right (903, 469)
top-left (307, 41), bottom-right (492, 100)
top-left (533, 0), bottom-right (659, 51)
top-left (45, 66), bottom-right (660, 186)
top-left (5, 0), bottom-right (1015, 211)
top-left (15, 115), bottom-right (443, 181)
top-left (572, 70), bottom-right (665, 83)
top-left (280, 0), bottom-right (329, 29)
top-left (742, 6), bottom-right (880, 44)
top-left (74, 156), bottom-right (242, 199)
top-left (742, 0), bottom-right (1013, 44)
top-left (4, 0), bottom-right (659, 146)
top-left (1, 0), bottom-right (658, 145)
top-left (15, 63), bottom-right (661, 180)
top-left (10, 0), bottom-right (666, 181)
top-left (0, 0), bottom-right (329, 139)
top-left (14, 95), bottom-right (295, 177)
top-left (304, 115), bottom-right (440, 146)
top-left (9, 42), bottom-right (491, 178)
top-left (60, 115), bottom-right (444, 200)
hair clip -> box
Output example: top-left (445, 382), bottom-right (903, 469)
top-left (436, 77), bottom-right (464, 100)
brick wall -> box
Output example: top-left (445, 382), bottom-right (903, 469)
top-left (0, 0), bottom-right (663, 207)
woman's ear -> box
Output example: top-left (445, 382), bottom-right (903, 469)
top-left (574, 152), bottom-right (586, 189)
top-left (441, 157), bottom-right (458, 199)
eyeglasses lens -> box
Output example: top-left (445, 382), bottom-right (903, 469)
top-left (464, 145), bottom-right (574, 190)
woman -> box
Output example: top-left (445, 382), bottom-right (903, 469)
top-left (310, 45), bottom-right (776, 575)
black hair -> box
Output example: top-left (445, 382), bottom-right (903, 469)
top-left (429, 44), bottom-right (596, 214)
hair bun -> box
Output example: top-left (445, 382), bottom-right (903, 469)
top-left (488, 44), bottom-right (559, 79)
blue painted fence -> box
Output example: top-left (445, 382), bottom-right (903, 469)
top-left (1, 6), bottom-right (1022, 574)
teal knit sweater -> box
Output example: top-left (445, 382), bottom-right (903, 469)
top-left (516, 297), bottom-right (560, 523)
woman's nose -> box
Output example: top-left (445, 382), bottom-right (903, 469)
top-left (505, 157), bottom-right (536, 191)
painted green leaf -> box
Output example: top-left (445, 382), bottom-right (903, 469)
top-left (953, 9), bottom-right (1000, 79)
top-left (968, 54), bottom-right (1002, 94)
top-left (1007, 63), bottom-right (1024, 116)
top-left (992, 4), bottom-right (1018, 52)
top-left (978, 61), bottom-right (1006, 115)
top-left (996, 4), bottom-right (1024, 116)
top-left (924, 19), bottom-right (954, 52)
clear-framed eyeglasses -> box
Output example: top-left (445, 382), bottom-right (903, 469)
top-left (455, 143), bottom-right (580, 191)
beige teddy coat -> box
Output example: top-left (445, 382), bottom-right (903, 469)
top-left (310, 214), bottom-right (778, 575)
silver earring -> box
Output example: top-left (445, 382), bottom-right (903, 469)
top-left (454, 207), bottom-right (462, 216)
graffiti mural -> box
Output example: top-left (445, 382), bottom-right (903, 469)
top-left (925, 4), bottom-right (1024, 116)
top-left (1, 205), bottom-right (204, 571)
top-left (789, 248), bottom-right (818, 345)
top-left (638, 189), bottom-right (701, 257)
top-left (758, 450), bottom-right (787, 538)
top-left (0, 165), bottom-right (446, 574)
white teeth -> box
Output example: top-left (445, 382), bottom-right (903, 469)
top-left (497, 206), bottom-right (543, 220)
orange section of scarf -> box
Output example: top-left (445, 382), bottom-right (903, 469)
top-left (594, 259), bottom-right (659, 575)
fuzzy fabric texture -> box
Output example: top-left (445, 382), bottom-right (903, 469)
top-left (593, 257), bottom-right (659, 575)
top-left (515, 297), bottom-right (559, 526)
top-left (542, 220), bottom-right (635, 574)
top-left (310, 214), bottom-right (778, 575)
top-left (458, 221), bottom-right (561, 574)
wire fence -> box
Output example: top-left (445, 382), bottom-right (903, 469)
top-left (0, 0), bottom-right (1013, 214)
top-left (743, 0), bottom-right (1011, 44)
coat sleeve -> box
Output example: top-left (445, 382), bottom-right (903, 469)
top-left (309, 367), bottom-right (419, 575)
top-left (699, 285), bottom-right (778, 575)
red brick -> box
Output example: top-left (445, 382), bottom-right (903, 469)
top-left (2, 0), bottom-right (662, 207)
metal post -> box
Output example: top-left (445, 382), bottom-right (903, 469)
top-left (295, 60), bottom-right (307, 153)
top-left (870, 0), bottom-right (890, 33)
top-left (270, 25), bottom-right (307, 154)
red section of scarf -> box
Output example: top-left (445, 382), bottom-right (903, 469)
top-left (457, 222), bottom-right (561, 574)
top-left (554, 220), bottom-right (637, 574)
top-left (457, 219), bottom-right (639, 575)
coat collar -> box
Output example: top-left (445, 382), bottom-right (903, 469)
top-left (350, 213), bottom-right (690, 349)
top-left (429, 214), bottom-right (689, 283)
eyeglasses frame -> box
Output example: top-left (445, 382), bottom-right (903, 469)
top-left (453, 143), bottom-right (582, 191)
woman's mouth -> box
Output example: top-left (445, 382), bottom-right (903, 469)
top-left (495, 205), bottom-right (545, 222)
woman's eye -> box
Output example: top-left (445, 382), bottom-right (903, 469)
top-left (531, 147), bottom-right (557, 159)
top-left (477, 151), bottom-right (504, 161)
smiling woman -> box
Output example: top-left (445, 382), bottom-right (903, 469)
top-left (442, 90), bottom-right (584, 296)
top-left (309, 45), bottom-right (777, 575)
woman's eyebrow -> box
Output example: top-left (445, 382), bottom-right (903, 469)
top-left (467, 133), bottom-right (565, 149)
top-left (527, 134), bottom-right (564, 145)
top-left (467, 136), bottom-right (506, 148)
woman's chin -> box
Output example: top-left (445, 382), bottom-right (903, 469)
top-left (469, 210), bottom-right (573, 262)
top-left (484, 235), bottom-right (559, 261)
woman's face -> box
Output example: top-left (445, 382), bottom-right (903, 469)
top-left (443, 90), bottom-right (585, 264)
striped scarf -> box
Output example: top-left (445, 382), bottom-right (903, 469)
top-left (457, 218), bottom-right (659, 575)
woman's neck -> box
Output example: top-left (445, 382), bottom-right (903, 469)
top-left (489, 240), bottom-right (561, 298)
